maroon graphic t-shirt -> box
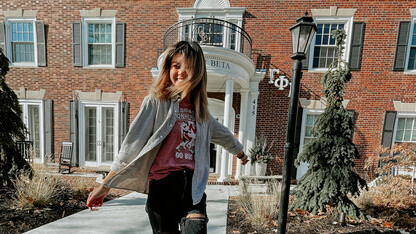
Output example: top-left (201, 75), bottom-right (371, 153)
top-left (148, 98), bottom-right (196, 181)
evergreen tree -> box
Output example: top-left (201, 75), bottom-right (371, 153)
top-left (292, 29), bottom-right (366, 219)
top-left (0, 49), bottom-right (31, 187)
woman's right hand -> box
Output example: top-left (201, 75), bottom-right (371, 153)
top-left (86, 184), bottom-right (110, 211)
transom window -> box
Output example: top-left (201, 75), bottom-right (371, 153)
top-left (313, 23), bottom-right (344, 68)
top-left (11, 22), bottom-right (35, 63)
top-left (395, 117), bottom-right (416, 142)
top-left (88, 23), bottom-right (112, 65)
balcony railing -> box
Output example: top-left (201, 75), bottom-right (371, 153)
top-left (163, 18), bottom-right (252, 58)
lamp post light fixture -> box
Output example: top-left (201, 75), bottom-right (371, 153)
top-left (277, 12), bottom-right (317, 234)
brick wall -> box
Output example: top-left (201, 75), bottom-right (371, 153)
top-left (3, 0), bottom-right (416, 180)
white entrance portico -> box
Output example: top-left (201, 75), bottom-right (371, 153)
top-left (151, 0), bottom-right (266, 181)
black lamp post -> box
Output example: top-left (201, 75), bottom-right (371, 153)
top-left (277, 12), bottom-right (317, 234)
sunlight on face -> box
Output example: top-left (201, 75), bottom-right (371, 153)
top-left (170, 53), bottom-right (192, 87)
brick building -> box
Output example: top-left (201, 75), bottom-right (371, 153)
top-left (2, 0), bottom-right (416, 182)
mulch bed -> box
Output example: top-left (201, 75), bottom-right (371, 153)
top-left (226, 197), bottom-right (416, 234)
top-left (0, 175), bottom-right (130, 234)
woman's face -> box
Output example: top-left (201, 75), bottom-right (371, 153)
top-left (170, 53), bottom-right (192, 87)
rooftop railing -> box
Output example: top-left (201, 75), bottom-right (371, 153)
top-left (163, 18), bottom-right (252, 58)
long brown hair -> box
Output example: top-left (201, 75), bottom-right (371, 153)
top-left (150, 41), bottom-right (209, 122)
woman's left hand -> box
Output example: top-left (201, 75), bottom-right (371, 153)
top-left (87, 184), bottom-right (110, 211)
top-left (240, 155), bottom-right (249, 165)
top-left (236, 152), bottom-right (249, 165)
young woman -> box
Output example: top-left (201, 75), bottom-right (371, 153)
top-left (87, 41), bottom-right (249, 234)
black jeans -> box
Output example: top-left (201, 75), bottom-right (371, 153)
top-left (146, 169), bottom-right (208, 234)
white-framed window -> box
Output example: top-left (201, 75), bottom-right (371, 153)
top-left (177, 3), bottom-right (245, 54)
top-left (393, 113), bottom-right (416, 143)
top-left (307, 17), bottom-right (353, 71)
top-left (296, 109), bottom-right (324, 179)
top-left (5, 18), bottom-right (37, 67)
top-left (19, 100), bottom-right (44, 164)
top-left (405, 18), bottom-right (416, 71)
top-left (180, 18), bottom-right (241, 52)
top-left (389, 113), bottom-right (416, 179)
top-left (82, 17), bottom-right (116, 68)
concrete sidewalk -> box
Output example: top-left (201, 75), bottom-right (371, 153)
top-left (26, 185), bottom-right (239, 234)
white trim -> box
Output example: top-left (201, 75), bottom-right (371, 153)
top-left (81, 17), bottom-right (116, 68)
top-left (307, 17), bottom-right (353, 72)
top-left (312, 7), bottom-right (356, 17)
top-left (193, 0), bottom-right (230, 9)
top-left (5, 18), bottom-right (38, 67)
top-left (177, 8), bottom-right (245, 21)
top-left (299, 97), bottom-right (349, 109)
top-left (393, 101), bottom-right (416, 112)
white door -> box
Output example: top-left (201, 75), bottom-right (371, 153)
top-left (81, 104), bottom-right (118, 167)
top-left (19, 101), bottom-right (44, 164)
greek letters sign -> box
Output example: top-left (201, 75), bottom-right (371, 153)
top-left (275, 76), bottom-right (290, 90)
top-left (206, 59), bottom-right (231, 70)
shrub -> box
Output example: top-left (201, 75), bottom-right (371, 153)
top-left (13, 164), bottom-right (60, 207)
top-left (361, 143), bottom-right (416, 210)
top-left (236, 180), bottom-right (281, 227)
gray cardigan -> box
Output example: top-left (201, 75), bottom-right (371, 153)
top-left (104, 95), bottom-right (243, 204)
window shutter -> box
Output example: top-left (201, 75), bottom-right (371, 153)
top-left (0, 21), bottom-right (5, 56)
top-left (301, 48), bottom-right (309, 70)
top-left (72, 22), bottom-right (82, 67)
top-left (69, 100), bottom-right (79, 165)
top-left (43, 99), bottom-right (53, 159)
top-left (393, 21), bottom-right (410, 71)
top-left (291, 107), bottom-right (303, 178)
top-left (36, 21), bottom-right (46, 67)
top-left (349, 22), bottom-right (365, 71)
top-left (119, 101), bottom-right (129, 148)
top-left (381, 111), bottom-right (397, 148)
top-left (115, 22), bottom-right (125, 68)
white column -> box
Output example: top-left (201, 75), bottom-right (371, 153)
top-left (245, 83), bottom-right (259, 176)
top-left (235, 89), bottom-right (249, 179)
top-left (217, 79), bottom-right (234, 182)
top-left (215, 144), bottom-right (221, 174)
